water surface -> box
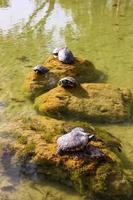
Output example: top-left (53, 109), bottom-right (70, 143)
top-left (0, 0), bottom-right (133, 199)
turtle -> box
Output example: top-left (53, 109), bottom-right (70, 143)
top-left (58, 77), bottom-right (79, 88)
top-left (33, 65), bottom-right (49, 74)
top-left (58, 47), bottom-right (74, 64)
top-left (56, 127), bottom-right (96, 155)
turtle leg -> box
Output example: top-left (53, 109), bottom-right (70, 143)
top-left (56, 148), bottom-right (63, 156)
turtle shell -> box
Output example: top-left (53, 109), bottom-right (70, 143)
top-left (33, 65), bottom-right (49, 74)
top-left (58, 48), bottom-right (74, 64)
top-left (58, 77), bottom-right (78, 88)
top-left (57, 127), bottom-right (93, 155)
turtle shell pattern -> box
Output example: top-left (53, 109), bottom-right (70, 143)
top-left (57, 127), bottom-right (90, 154)
top-left (58, 48), bottom-right (74, 64)
top-left (58, 76), bottom-right (78, 88)
top-left (33, 65), bottom-right (49, 74)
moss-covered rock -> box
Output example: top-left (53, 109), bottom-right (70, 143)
top-left (23, 71), bottom-right (58, 100)
top-left (11, 116), bottom-right (132, 200)
top-left (35, 83), bottom-right (132, 123)
top-left (23, 56), bottom-right (102, 99)
top-left (44, 55), bottom-right (101, 82)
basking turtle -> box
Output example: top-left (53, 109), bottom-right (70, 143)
top-left (58, 47), bottom-right (74, 64)
top-left (58, 77), bottom-right (79, 88)
top-left (33, 65), bottom-right (49, 74)
top-left (56, 127), bottom-right (96, 155)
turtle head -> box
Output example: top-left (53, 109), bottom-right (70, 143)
top-left (52, 48), bottom-right (61, 58)
top-left (88, 134), bottom-right (96, 142)
top-left (58, 79), bottom-right (69, 87)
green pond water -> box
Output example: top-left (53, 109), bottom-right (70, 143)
top-left (0, 0), bottom-right (133, 199)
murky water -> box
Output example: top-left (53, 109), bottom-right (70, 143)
top-left (0, 0), bottom-right (133, 199)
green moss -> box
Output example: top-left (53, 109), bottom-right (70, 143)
top-left (44, 55), bottom-right (101, 83)
top-left (11, 116), bottom-right (133, 199)
top-left (22, 71), bottom-right (58, 100)
top-left (35, 84), bottom-right (132, 123)
top-left (23, 56), bottom-right (102, 100)
top-left (25, 140), bottom-right (35, 153)
top-left (92, 163), bottom-right (111, 194)
top-left (17, 135), bottom-right (27, 145)
top-left (42, 126), bottom-right (64, 143)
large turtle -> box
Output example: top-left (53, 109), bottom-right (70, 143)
top-left (52, 47), bottom-right (74, 64)
top-left (58, 47), bottom-right (74, 64)
top-left (33, 65), bottom-right (49, 74)
top-left (56, 127), bottom-right (96, 155)
top-left (58, 77), bottom-right (79, 88)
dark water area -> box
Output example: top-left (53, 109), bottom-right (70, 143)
top-left (0, 0), bottom-right (133, 199)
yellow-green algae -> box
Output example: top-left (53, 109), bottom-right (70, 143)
top-left (34, 83), bottom-right (132, 123)
top-left (23, 71), bottom-right (58, 100)
top-left (44, 55), bottom-right (101, 82)
top-left (11, 116), bottom-right (133, 200)
top-left (23, 56), bottom-right (102, 100)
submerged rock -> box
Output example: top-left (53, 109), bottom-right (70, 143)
top-left (35, 83), bottom-right (132, 123)
top-left (11, 116), bottom-right (133, 200)
top-left (23, 56), bottom-right (101, 99)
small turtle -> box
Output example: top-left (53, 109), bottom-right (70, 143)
top-left (56, 127), bottom-right (96, 155)
top-left (58, 47), bottom-right (74, 64)
top-left (52, 48), bottom-right (61, 58)
top-left (58, 77), bottom-right (79, 88)
top-left (33, 65), bottom-right (49, 74)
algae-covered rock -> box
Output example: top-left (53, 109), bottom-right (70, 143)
top-left (23, 56), bottom-right (102, 99)
top-left (44, 55), bottom-right (101, 82)
top-left (11, 116), bottom-right (133, 200)
top-left (35, 83), bottom-right (132, 123)
top-left (23, 71), bottom-right (58, 100)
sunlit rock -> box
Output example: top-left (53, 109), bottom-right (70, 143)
top-left (23, 56), bottom-right (101, 100)
top-left (23, 71), bottom-right (58, 100)
top-left (11, 116), bottom-right (133, 200)
top-left (44, 55), bottom-right (101, 83)
top-left (35, 83), bottom-right (132, 123)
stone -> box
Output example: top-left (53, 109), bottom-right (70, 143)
top-left (23, 71), bottom-right (58, 100)
top-left (10, 116), bottom-right (133, 200)
top-left (23, 56), bottom-right (102, 99)
top-left (35, 83), bottom-right (132, 123)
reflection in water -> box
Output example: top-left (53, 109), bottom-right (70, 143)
top-left (44, 1), bottom-right (79, 48)
top-left (0, 0), bottom-right (133, 199)
top-left (0, 0), bottom-right (35, 32)
top-left (25, 0), bottom-right (79, 49)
